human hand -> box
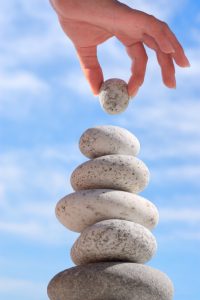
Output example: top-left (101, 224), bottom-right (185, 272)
top-left (50, 0), bottom-right (190, 97)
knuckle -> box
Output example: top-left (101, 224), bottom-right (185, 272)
top-left (81, 56), bottom-right (99, 69)
top-left (160, 21), bottom-right (169, 31)
top-left (51, 0), bottom-right (64, 7)
top-left (148, 14), bottom-right (157, 24)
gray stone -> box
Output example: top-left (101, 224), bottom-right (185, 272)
top-left (71, 219), bottom-right (157, 265)
top-left (70, 155), bottom-right (150, 193)
top-left (99, 78), bottom-right (130, 114)
top-left (47, 262), bottom-right (174, 300)
top-left (56, 189), bottom-right (159, 232)
top-left (79, 125), bottom-right (140, 159)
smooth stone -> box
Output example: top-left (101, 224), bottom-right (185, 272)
top-left (47, 262), bottom-right (174, 300)
top-left (70, 155), bottom-right (150, 193)
top-left (71, 219), bottom-right (157, 265)
top-left (99, 78), bottom-right (130, 115)
top-left (79, 125), bottom-right (140, 159)
top-left (56, 189), bottom-right (159, 232)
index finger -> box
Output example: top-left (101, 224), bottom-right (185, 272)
top-left (126, 42), bottom-right (148, 97)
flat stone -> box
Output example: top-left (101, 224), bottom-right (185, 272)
top-left (71, 219), bottom-right (157, 265)
top-left (56, 189), bottom-right (159, 232)
top-left (79, 125), bottom-right (140, 159)
top-left (99, 78), bottom-right (130, 114)
top-left (70, 155), bottom-right (150, 193)
top-left (47, 262), bottom-right (174, 300)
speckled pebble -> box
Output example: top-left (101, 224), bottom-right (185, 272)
top-left (79, 125), bottom-right (140, 159)
top-left (71, 219), bottom-right (157, 265)
top-left (99, 79), bottom-right (130, 114)
top-left (56, 189), bottom-right (159, 232)
top-left (70, 155), bottom-right (150, 193)
top-left (47, 262), bottom-right (174, 300)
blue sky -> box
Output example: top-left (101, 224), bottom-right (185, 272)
top-left (0, 0), bottom-right (200, 299)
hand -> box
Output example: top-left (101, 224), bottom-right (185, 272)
top-left (50, 0), bottom-right (190, 97)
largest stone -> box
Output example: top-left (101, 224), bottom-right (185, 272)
top-left (47, 262), bottom-right (174, 300)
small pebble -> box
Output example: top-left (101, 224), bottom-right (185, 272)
top-left (99, 78), bottom-right (130, 114)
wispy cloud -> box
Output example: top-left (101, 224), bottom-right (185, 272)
top-left (0, 145), bottom-right (82, 244)
top-left (0, 71), bottom-right (49, 94)
top-left (123, 0), bottom-right (187, 20)
top-left (160, 208), bottom-right (200, 223)
top-left (0, 277), bottom-right (45, 299)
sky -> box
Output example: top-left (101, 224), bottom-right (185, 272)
top-left (0, 0), bottom-right (200, 299)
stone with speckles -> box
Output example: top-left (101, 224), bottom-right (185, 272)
top-left (99, 78), bottom-right (130, 114)
top-left (56, 189), bottom-right (159, 232)
top-left (70, 219), bottom-right (157, 265)
top-left (47, 262), bottom-right (174, 300)
top-left (79, 125), bottom-right (140, 159)
top-left (70, 154), bottom-right (150, 194)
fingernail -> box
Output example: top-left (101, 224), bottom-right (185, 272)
top-left (172, 78), bottom-right (176, 88)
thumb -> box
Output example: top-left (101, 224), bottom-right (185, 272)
top-left (75, 46), bottom-right (103, 95)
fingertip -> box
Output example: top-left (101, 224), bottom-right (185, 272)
top-left (172, 54), bottom-right (191, 68)
top-left (84, 68), bottom-right (103, 96)
top-left (164, 77), bottom-right (176, 89)
top-left (128, 75), bottom-right (143, 98)
top-left (128, 83), bottom-right (139, 98)
top-left (183, 57), bottom-right (191, 67)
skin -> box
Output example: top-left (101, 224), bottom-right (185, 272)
top-left (50, 0), bottom-right (190, 97)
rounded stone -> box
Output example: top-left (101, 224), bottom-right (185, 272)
top-left (71, 219), bottom-right (157, 265)
top-left (56, 189), bottom-right (159, 232)
top-left (70, 155), bottom-right (150, 193)
top-left (79, 125), bottom-right (140, 159)
top-left (99, 78), bottom-right (130, 114)
top-left (47, 262), bottom-right (174, 300)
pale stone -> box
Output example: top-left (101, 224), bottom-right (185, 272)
top-left (71, 219), bottom-right (157, 265)
top-left (70, 155), bottom-right (150, 193)
top-left (99, 78), bottom-right (130, 114)
top-left (56, 189), bottom-right (159, 232)
top-left (79, 125), bottom-right (140, 159)
top-left (47, 262), bottom-right (174, 300)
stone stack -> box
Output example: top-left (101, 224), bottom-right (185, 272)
top-left (47, 125), bottom-right (174, 300)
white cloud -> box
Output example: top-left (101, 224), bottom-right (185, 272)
top-left (0, 147), bottom-right (73, 200)
top-left (0, 218), bottom-right (78, 245)
top-left (0, 71), bottom-right (49, 94)
top-left (151, 164), bottom-right (200, 186)
top-left (0, 146), bottom-right (82, 244)
top-left (0, 277), bottom-right (45, 299)
top-left (0, 0), bottom-right (76, 120)
top-left (158, 229), bottom-right (200, 242)
top-left (0, 0), bottom-right (74, 66)
top-left (160, 208), bottom-right (200, 223)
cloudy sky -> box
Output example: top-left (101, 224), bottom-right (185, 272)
top-left (0, 0), bottom-right (199, 299)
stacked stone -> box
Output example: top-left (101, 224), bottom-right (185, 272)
top-left (48, 125), bottom-right (174, 300)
